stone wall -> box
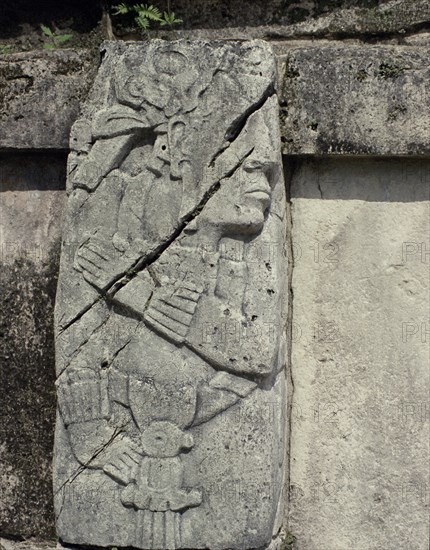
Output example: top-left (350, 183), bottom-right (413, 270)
top-left (288, 158), bottom-right (429, 549)
top-left (2, 41), bottom-right (429, 154)
top-left (0, 1), bottom-right (429, 547)
top-left (0, 154), bottom-right (66, 539)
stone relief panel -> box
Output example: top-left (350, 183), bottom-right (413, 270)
top-left (54, 40), bottom-right (288, 549)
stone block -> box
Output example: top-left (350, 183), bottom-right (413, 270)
top-left (0, 153), bottom-right (67, 538)
top-left (288, 158), bottom-right (430, 549)
top-left (0, 50), bottom-right (95, 150)
top-left (1, 41), bottom-right (430, 157)
top-left (54, 40), bottom-right (288, 549)
top-left (278, 44), bottom-right (430, 155)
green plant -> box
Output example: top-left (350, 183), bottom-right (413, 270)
top-left (280, 531), bottom-right (297, 550)
top-left (113, 2), bottom-right (182, 32)
top-left (160, 2), bottom-right (183, 28)
top-left (0, 44), bottom-right (13, 54)
top-left (377, 61), bottom-right (404, 79)
top-left (282, 531), bottom-right (297, 550)
top-left (41, 24), bottom-right (73, 49)
top-left (356, 69), bottom-right (368, 81)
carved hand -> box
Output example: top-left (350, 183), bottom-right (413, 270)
top-left (74, 235), bottom-right (146, 291)
top-left (143, 282), bottom-right (204, 344)
top-left (102, 436), bottom-right (143, 486)
top-left (184, 255), bottom-right (275, 376)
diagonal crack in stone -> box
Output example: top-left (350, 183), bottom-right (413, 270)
top-left (59, 94), bottom-right (275, 333)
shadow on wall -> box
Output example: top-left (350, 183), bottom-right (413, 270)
top-left (0, 0), bottom-right (381, 38)
top-left (0, 253), bottom-right (58, 539)
top-left (0, 153), bottom-right (66, 539)
top-left (288, 157), bottom-right (430, 202)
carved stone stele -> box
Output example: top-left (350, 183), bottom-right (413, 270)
top-left (54, 40), bottom-right (287, 549)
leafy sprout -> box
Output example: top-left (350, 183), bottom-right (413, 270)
top-left (0, 44), bottom-right (13, 54)
top-left (160, 11), bottom-right (183, 27)
top-left (112, 3), bottom-right (130, 15)
top-left (112, 3), bottom-right (183, 32)
top-left (41, 24), bottom-right (73, 49)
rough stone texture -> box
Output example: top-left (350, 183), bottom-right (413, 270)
top-left (2, 0), bottom-right (428, 45)
top-left (2, 40), bottom-right (429, 156)
top-left (169, 0), bottom-right (430, 38)
top-left (269, 0), bottom-right (430, 38)
top-left (0, 50), bottom-right (96, 150)
top-left (278, 43), bottom-right (430, 155)
top-left (0, 540), bottom-right (56, 550)
top-left (288, 158), bottom-right (430, 549)
top-left (0, 154), bottom-right (67, 538)
top-left (0, 534), bottom-right (287, 550)
top-left (0, 20), bottom-right (428, 549)
top-left (0, 532), bottom-right (292, 550)
top-left (54, 40), bottom-right (288, 549)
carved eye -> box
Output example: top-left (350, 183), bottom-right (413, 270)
top-left (243, 160), bottom-right (263, 172)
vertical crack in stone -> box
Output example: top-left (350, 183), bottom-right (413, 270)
top-left (284, 156), bottom-right (297, 526)
top-left (317, 168), bottom-right (324, 199)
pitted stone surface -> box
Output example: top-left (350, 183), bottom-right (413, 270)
top-left (54, 40), bottom-right (288, 549)
top-left (0, 50), bottom-right (95, 150)
top-left (0, 154), bottom-right (66, 539)
top-left (279, 44), bottom-right (430, 155)
top-left (2, 41), bottom-right (429, 156)
top-left (288, 158), bottom-right (430, 550)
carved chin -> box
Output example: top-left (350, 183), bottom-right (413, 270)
top-left (229, 206), bottom-right (266, 235)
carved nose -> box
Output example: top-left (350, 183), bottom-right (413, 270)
top-left (243, 159), bottom-right (275, 185)
top-left (243, 159), bottom-right (264, 171)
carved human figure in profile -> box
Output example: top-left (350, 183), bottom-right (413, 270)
top-left (75, 100), bottom-right (279, 376)
top-left (55, 41), bottom-right (285, 550)
top-left (60, 99), bottom-right (280, 534)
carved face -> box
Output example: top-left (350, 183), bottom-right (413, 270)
top-left (199, 139), bottom-right (277, 238)
top-left (192, 98), bottom-right (280, 237)
top-left (130, 107), bottom-right (278, 242)
top-left (236, 156), bottom-right (275, 226)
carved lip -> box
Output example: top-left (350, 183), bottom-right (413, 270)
top-left (244, 188), bottom-right (271, 201)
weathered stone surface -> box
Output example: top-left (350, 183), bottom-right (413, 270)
top-left (288, 158), bottom-right (430, 549)
top-left (0, 50), bottom-right (96, 150)
top-left (279, 43), bottom-right (430, 155)
top-left (268, 0), bottom-right (430, 39)
top-left (1, 531), bottom-right (286, 550)
top-left (1, 40), bottom-right (430, 156)
top-left (169, 0), bottom-right (430, 39)
top-left (0, 540), bottom-right (56, 550)
top-left (54, 40), bottom-right (288, 549)
top-left (3, 0), bottom-right (428, 48)
top-left (0, 154), bottom-right (66, 538)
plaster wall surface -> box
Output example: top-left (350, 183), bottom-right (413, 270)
top-left (288, 158), bottom-right (430, 550)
